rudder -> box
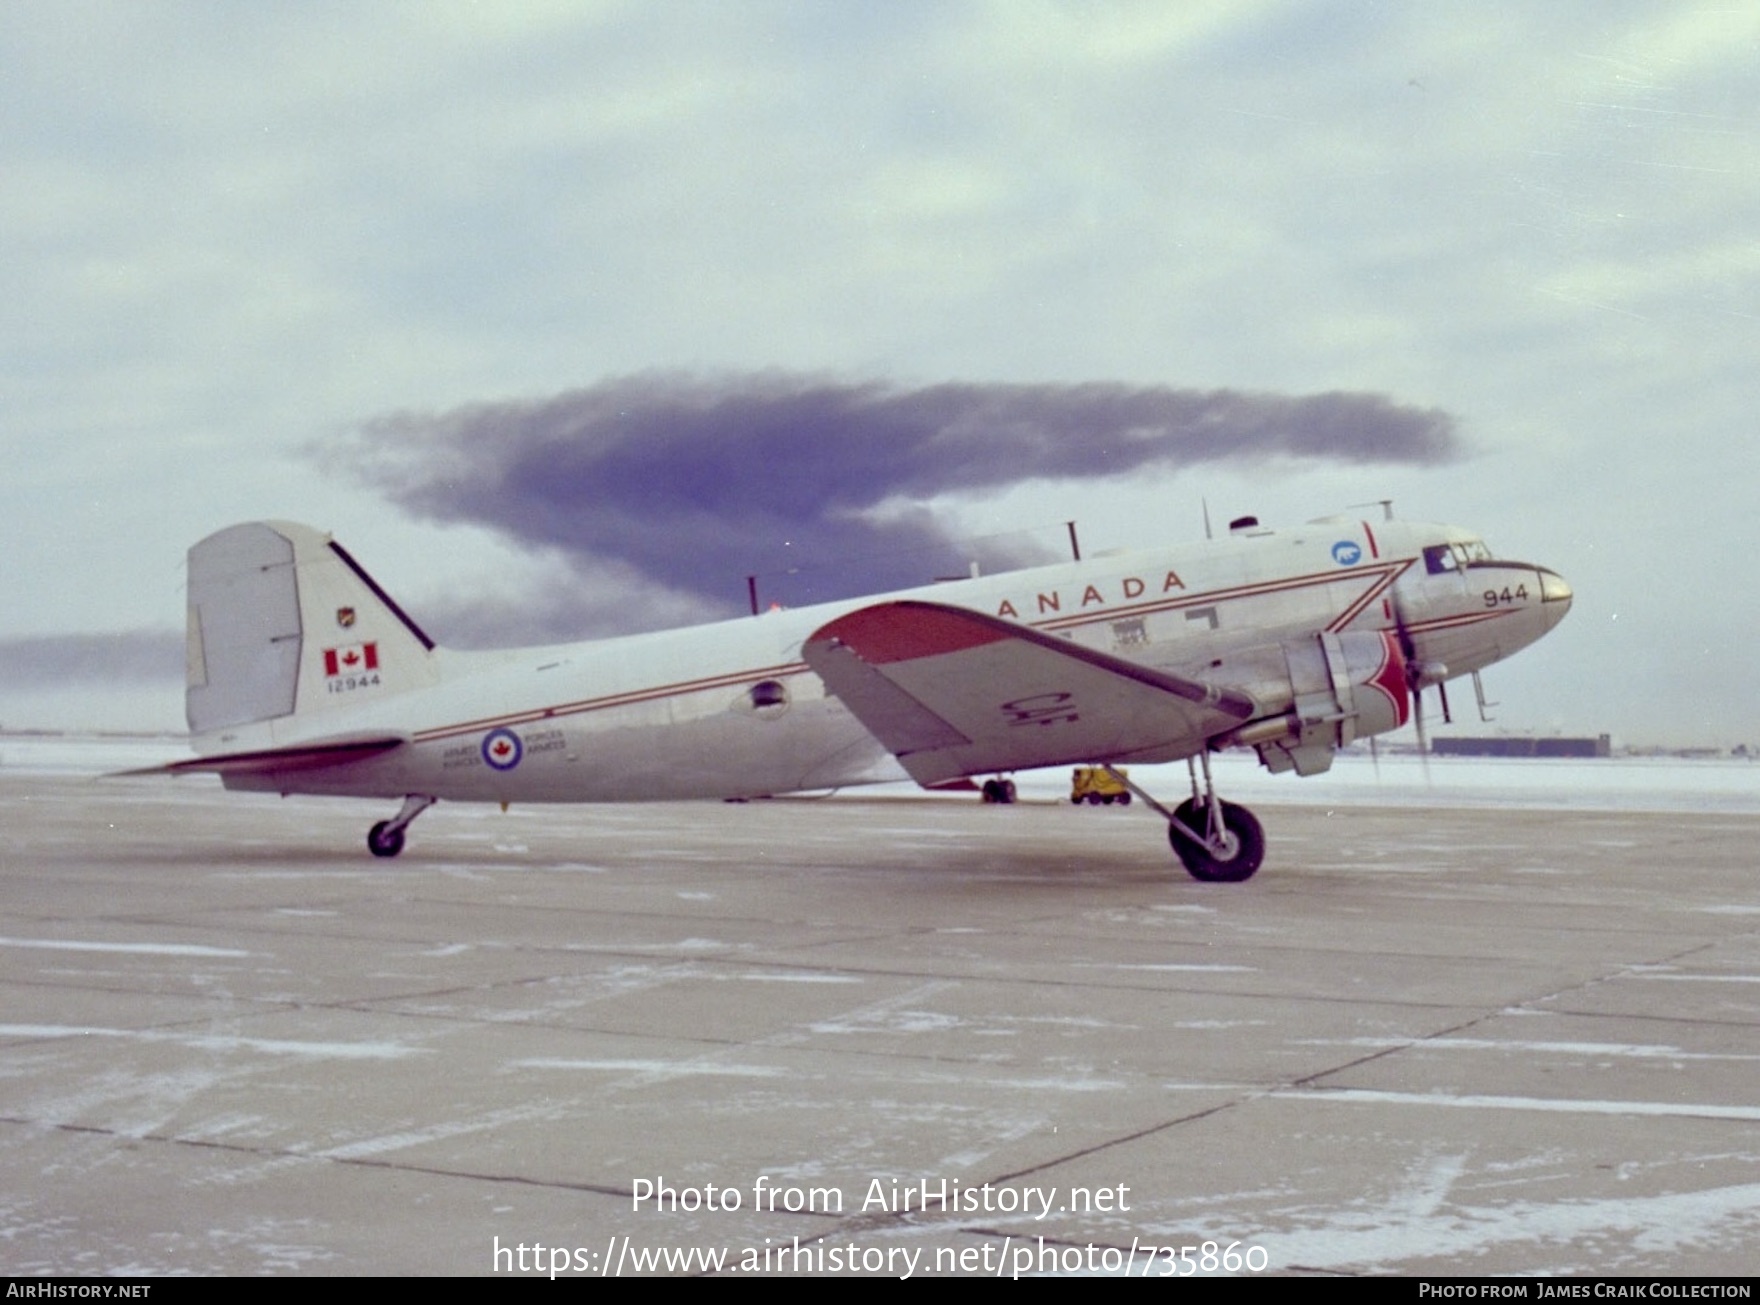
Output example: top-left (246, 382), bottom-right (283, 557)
top-left (185, 522), bottom-right (439, 742)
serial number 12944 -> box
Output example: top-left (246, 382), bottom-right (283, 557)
top-left (327, 672), bottom-right (381, 694)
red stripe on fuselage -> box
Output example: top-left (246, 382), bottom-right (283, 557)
top-left (412, 660), bottom-right (810, 744)
top-left (1027, 561), bottom-right (1407, 636)
top-left (1327, 562), bottom-right (1409, 632)
top-left (405, 558), bottom-right (1423, 746)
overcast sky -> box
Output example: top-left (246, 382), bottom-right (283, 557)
top-left (4, 3), bottom-right (1756, 747)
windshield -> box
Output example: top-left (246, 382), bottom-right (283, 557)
top-left (1423, 539), bottom-right (1492, 574)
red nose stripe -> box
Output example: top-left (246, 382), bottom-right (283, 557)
top-left (1369, 630), bottom-right (1410, 727)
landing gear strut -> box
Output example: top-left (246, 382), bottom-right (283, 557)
top-left (1102, 754), bottom-right (1265, 883)
top-left (366, 794), bottom-right (436, 858)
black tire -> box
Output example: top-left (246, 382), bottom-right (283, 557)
top-left (367, 820), bottom-right (405, 859)
top-left (1118, 793), bottom-right (1131, 806)
top-left (1000, 779), bottom-right (1017, 804)
top-left (1168, 798), bottom-right (1264, 883)
top-left (1085, 792), bottom-right (1103, 806)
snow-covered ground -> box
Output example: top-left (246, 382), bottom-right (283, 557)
top-left (1042, 750), bottom-right (1760, 816)
top-left (9, 732), bottom-right (1756, 815)
top-left (0, 733), bottom-right (188, 776)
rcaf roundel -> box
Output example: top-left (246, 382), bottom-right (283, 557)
top-left (482, 728), bottom-right (522, 770)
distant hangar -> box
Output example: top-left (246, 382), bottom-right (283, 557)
top-left (1430, 734), bottom-right (1612, 759)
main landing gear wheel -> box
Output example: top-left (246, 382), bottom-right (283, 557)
top-left (1168, 798), bottom-right (1265, 883)
top-left (366, 821), bottom-right (405, 858)
top-left (980, 778), bottom-right (1018, 804)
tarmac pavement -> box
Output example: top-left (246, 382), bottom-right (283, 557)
top-left (2, 773), bottom-right (1757, 1276)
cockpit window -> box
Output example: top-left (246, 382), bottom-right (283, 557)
top-left (1455, 539), bottom-right (1492, 564)
top-left (1425, 540), bottom-right (1492, 573)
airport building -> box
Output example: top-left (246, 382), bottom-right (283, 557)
top-left (1430, 734), bottom-right (1612, 759)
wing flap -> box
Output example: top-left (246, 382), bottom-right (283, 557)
top-left (804, 601), bottom-right (1254, 785)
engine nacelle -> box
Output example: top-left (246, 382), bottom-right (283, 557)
top-left (1229, 631), bottom-right (1410, 776)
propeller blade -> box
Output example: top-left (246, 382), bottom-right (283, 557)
top-left (1391, 587), bottom-right (1432, 783)
top-left (1390, 588), bottom-right (1418, 665)
top-left (1413, 684), bottom-right (1431, 781)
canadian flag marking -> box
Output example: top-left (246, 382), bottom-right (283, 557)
top-left (323, 642), bottom-right (379, 677)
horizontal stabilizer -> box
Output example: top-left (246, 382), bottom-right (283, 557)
top-left (804, 601), bottom-right (1256, 786)
top-left (113, 734), bottom-right (407, 779)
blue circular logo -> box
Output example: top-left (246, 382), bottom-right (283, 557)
top-left (1331, 539), bottom-right (1362, 566)
top-left (482, 727), bottom-right (523, 770)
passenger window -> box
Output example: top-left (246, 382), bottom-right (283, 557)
top-left (747, 679), bottom-right (790, 719)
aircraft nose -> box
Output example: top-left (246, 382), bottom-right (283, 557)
top-left (1538, 567), bottom-right (1572, 623)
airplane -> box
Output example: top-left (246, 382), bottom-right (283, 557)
top-left (137, 512), bottom-right (1571, 881)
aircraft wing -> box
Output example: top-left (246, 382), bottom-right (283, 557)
top-left (803, 601), bottom-right (1256, 786)
top-left (113, 734), bottom-right (407, 778)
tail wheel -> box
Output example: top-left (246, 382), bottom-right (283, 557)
top-left (1169, 798), bottom-right (1264, 883)
top-left (367, 820), bottom-right (406, 858)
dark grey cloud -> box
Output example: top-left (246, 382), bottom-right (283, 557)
top-left (0, 631), bottom-right (183, 686)
top-left (413, 573), bottom-right (722, 649)
top-left (332, 373), bottom-right (1460, 634)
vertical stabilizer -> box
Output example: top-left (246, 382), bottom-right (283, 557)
top-left (185, 522), bottom-right (441, 742)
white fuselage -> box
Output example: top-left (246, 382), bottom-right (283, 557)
top-left (218, 517), bottom-right (1569, 803)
